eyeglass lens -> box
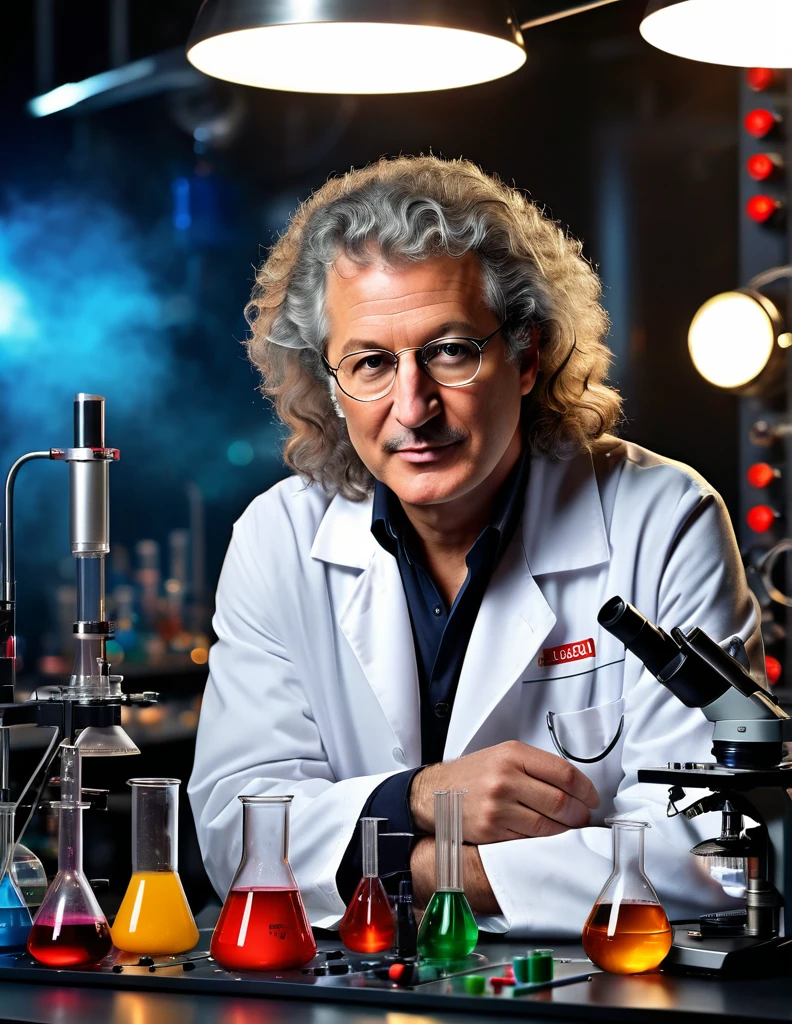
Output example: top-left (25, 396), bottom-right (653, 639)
top-left (336, 339), bottom-right (482, 400)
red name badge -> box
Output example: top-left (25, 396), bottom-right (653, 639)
top-left (538, 638), bottom-right (596, 668)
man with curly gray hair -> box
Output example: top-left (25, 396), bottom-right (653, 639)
top-left (190, 156), bottom-right (760, 937)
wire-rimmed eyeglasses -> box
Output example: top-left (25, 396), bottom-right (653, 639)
top-left (322, 322), bottom-right (507, 402)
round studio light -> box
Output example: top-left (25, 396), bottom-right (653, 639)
top-left (187, 0), bottom-right (527, 94)
top-left (746, 153), bottom-right (780, 182)
top-left (640, 0), bottom-right (792, 68)
top-left (744, 108), bottom-right (778, 139)
top-left (746, 194), bottom-right (781, 223)
top-left (688, 289), bottom-right (782, 390)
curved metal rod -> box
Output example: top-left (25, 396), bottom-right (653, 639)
top-left (2, 451), bottom-right (52, 604)
top-left (520, 0), bottom-right (625, 31)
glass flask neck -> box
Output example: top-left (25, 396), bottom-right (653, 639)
top-left (232, 796), bottom-right (297, 892)
top-left (361, 817), bottom-right (385, 878)
top-left (612, 821), bottom-right (646, 878)
top-left (129, 779), bottom-right (180, 872)
top-left (57, 805), bottom-right (84, 874)
top-left (0, 802), bottom-right (15, 879)
top-left (435, 790), bottom-right (465, 892)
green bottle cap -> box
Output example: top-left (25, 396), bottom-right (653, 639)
top-left (527, 949), bottom-right (554, 983)
top-left (512, 955), bottom-right (530, 983)
top-left (464, 974), bottom-right (486, 995)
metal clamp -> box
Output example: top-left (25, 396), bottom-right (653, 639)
top-left (64, 447), bottom-right (120, 462)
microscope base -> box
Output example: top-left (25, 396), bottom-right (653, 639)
top-left (665, 923), bottom-right (792, 977)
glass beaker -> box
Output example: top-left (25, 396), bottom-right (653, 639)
top-left (0, 803), bottom-right (32, 952)
top-left (338, 817), bottom-right (395, 953)
top-left (12, 843), bottom-right (48, 910)
top-left (28, 745), bottom-right (113, 967)
top-left (581, 818), bottom-right (672, 974)
top-left (210, 795), bottom-right (316, 971)
top-left (416, 790), bottom-right (478, 960)
top-left (111, 778), bottom-right (199, 955)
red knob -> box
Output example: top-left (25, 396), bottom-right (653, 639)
top-left (744, 108), bottom-right (778, 138)
top-left (747, 462), bottom-right (778, 488)
top-left (747, 504), bottom-right (777, 532)
top-left (765, 655), bottom-right (782, 686)
top-left (746, 153), bottom-right (782, 182)
top-left (746, 67), bottom-right (777, 92)
top-left (746, 194), bottom-right (782, 223)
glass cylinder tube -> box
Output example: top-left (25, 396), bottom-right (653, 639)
top-left (28, 746), bottom-right (112, 966)
top-left (210, 795), bottom-right (316, 970)
top-left (416, 790), bottom-right (478, 960)
top-left (582, 819), bottom-right (672, 974)
top-left (0, 803), bottom-right (32, 952)
top-left (111, 779), bottom-right (198, 955)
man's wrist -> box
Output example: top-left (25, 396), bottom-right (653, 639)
top-left (409, 764), bottom-right (439, 833)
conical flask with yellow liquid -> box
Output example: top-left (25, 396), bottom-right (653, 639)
top-left (111, 778), bottom-right (198, 955)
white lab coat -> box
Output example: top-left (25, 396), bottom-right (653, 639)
top-left (189, 436), bottom-right (761, 937)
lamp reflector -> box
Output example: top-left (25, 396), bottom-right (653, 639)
top-left (641, 0), bottom-right (792, 69)
top-left (188, 21), bottom-right (525, 93)
top-left (688, 290), bottom-right (778, 390)
top-left (74, 725), bottom-right (140, 757)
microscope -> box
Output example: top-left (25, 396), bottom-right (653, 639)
top-left (599, 596), bottom-right (792, 977)
top-left (0, 394), bottom-right (157, 827)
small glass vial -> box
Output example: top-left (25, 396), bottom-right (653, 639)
top-left (582, 818), bottom-right (672, 974)
top-left (339, 817), bottom-right (395, 953)
top-left (416, 790), bottom-right (478, 960)
top-left (111, 778), bottom-right (199, 955)
top-left (210, 795), bottom-right (316, 971)
top-left (28, 745), bottom-right (113, 967)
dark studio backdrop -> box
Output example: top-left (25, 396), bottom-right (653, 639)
top-left (0, 0), bottom-right (740, 913)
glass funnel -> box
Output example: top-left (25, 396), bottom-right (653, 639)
top-left (416, 790), bottom-right (478, 960)
top-left (111, 778), bottom-right (198, 955)
top-left (339, 817), bottom-right (395, 953)
top-left (0, 803), bottom-right (32, 952)
top-left (27, 745), bottom-right (113, 967)
top-left (582, 818), bottom-right (672, 974)
top-left (210, 795), bottom-right (316, 971)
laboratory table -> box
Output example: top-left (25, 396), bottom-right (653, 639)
top-left (1, 934), bottom-right (792, 1024)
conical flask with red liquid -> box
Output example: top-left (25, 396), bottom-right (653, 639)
top-left (28, 745), bottom-right (113, 967)
top-left (338, 817), bottom-right (395, 953)
top-left (210, 795), bottom-right (316, 971)
top-left (581, 818), bottom-right (672, 974)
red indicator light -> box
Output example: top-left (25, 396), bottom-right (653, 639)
top-left (746, 195), bottom-right (781, 223)
top-left (746, 68), bottom-right (776, 92)
top-left (765, 655), bottom-right (782, 686)
top-left (744, 108), bottom-right (777, 138)
top-left (746, 153), bottom-right (780, 182)
top-left (747, 462), bottom-right (778, 488)
top-left (747, 504), bottom-right (777, 532)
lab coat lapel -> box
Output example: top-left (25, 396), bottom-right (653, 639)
top-left (444, 450), bottom-right (610, 760)
top-left (444, 535), bottom-right (556, 759)
top-left (312, 493), bottom-right (421, 764)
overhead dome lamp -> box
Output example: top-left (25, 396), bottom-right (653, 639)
top-left (186, 0), bottom-right (527, 94)
top-left (640, 0), bottom-right (792, 68)
top-left (688, 267), bottom-right (792, 393)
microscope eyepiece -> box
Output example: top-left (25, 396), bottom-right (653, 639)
top-left (597, 596), bottom-right (679, 678)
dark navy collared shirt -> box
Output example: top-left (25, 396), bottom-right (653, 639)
top-left (336, 446), bottom-right (531, 903)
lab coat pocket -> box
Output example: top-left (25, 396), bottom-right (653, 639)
top-left (519, 660), bottom-right (627, 825)
top-left (546, 697), bottom-right (626, 826)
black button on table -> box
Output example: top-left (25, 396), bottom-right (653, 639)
top-left (434, 702), bottom-right (450, 719)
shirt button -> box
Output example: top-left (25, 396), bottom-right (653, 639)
top-left (392, 747), bottom-right (406, 764)
top-left (433, 605), bottom-right (443, 616)
top-left (434, 702), bottom-right (450, 719)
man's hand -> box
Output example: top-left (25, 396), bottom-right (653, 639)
top-left (410, 740), bottom-right (600, 844)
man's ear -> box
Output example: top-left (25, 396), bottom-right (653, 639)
top-left (519, 326), bottom-right (540, 397)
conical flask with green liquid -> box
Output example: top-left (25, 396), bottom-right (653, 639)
top-left (416, 789), bottom-right (477, 960)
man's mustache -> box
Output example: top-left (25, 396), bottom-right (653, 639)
top-left (383, 425), bottom-right (467, 454)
